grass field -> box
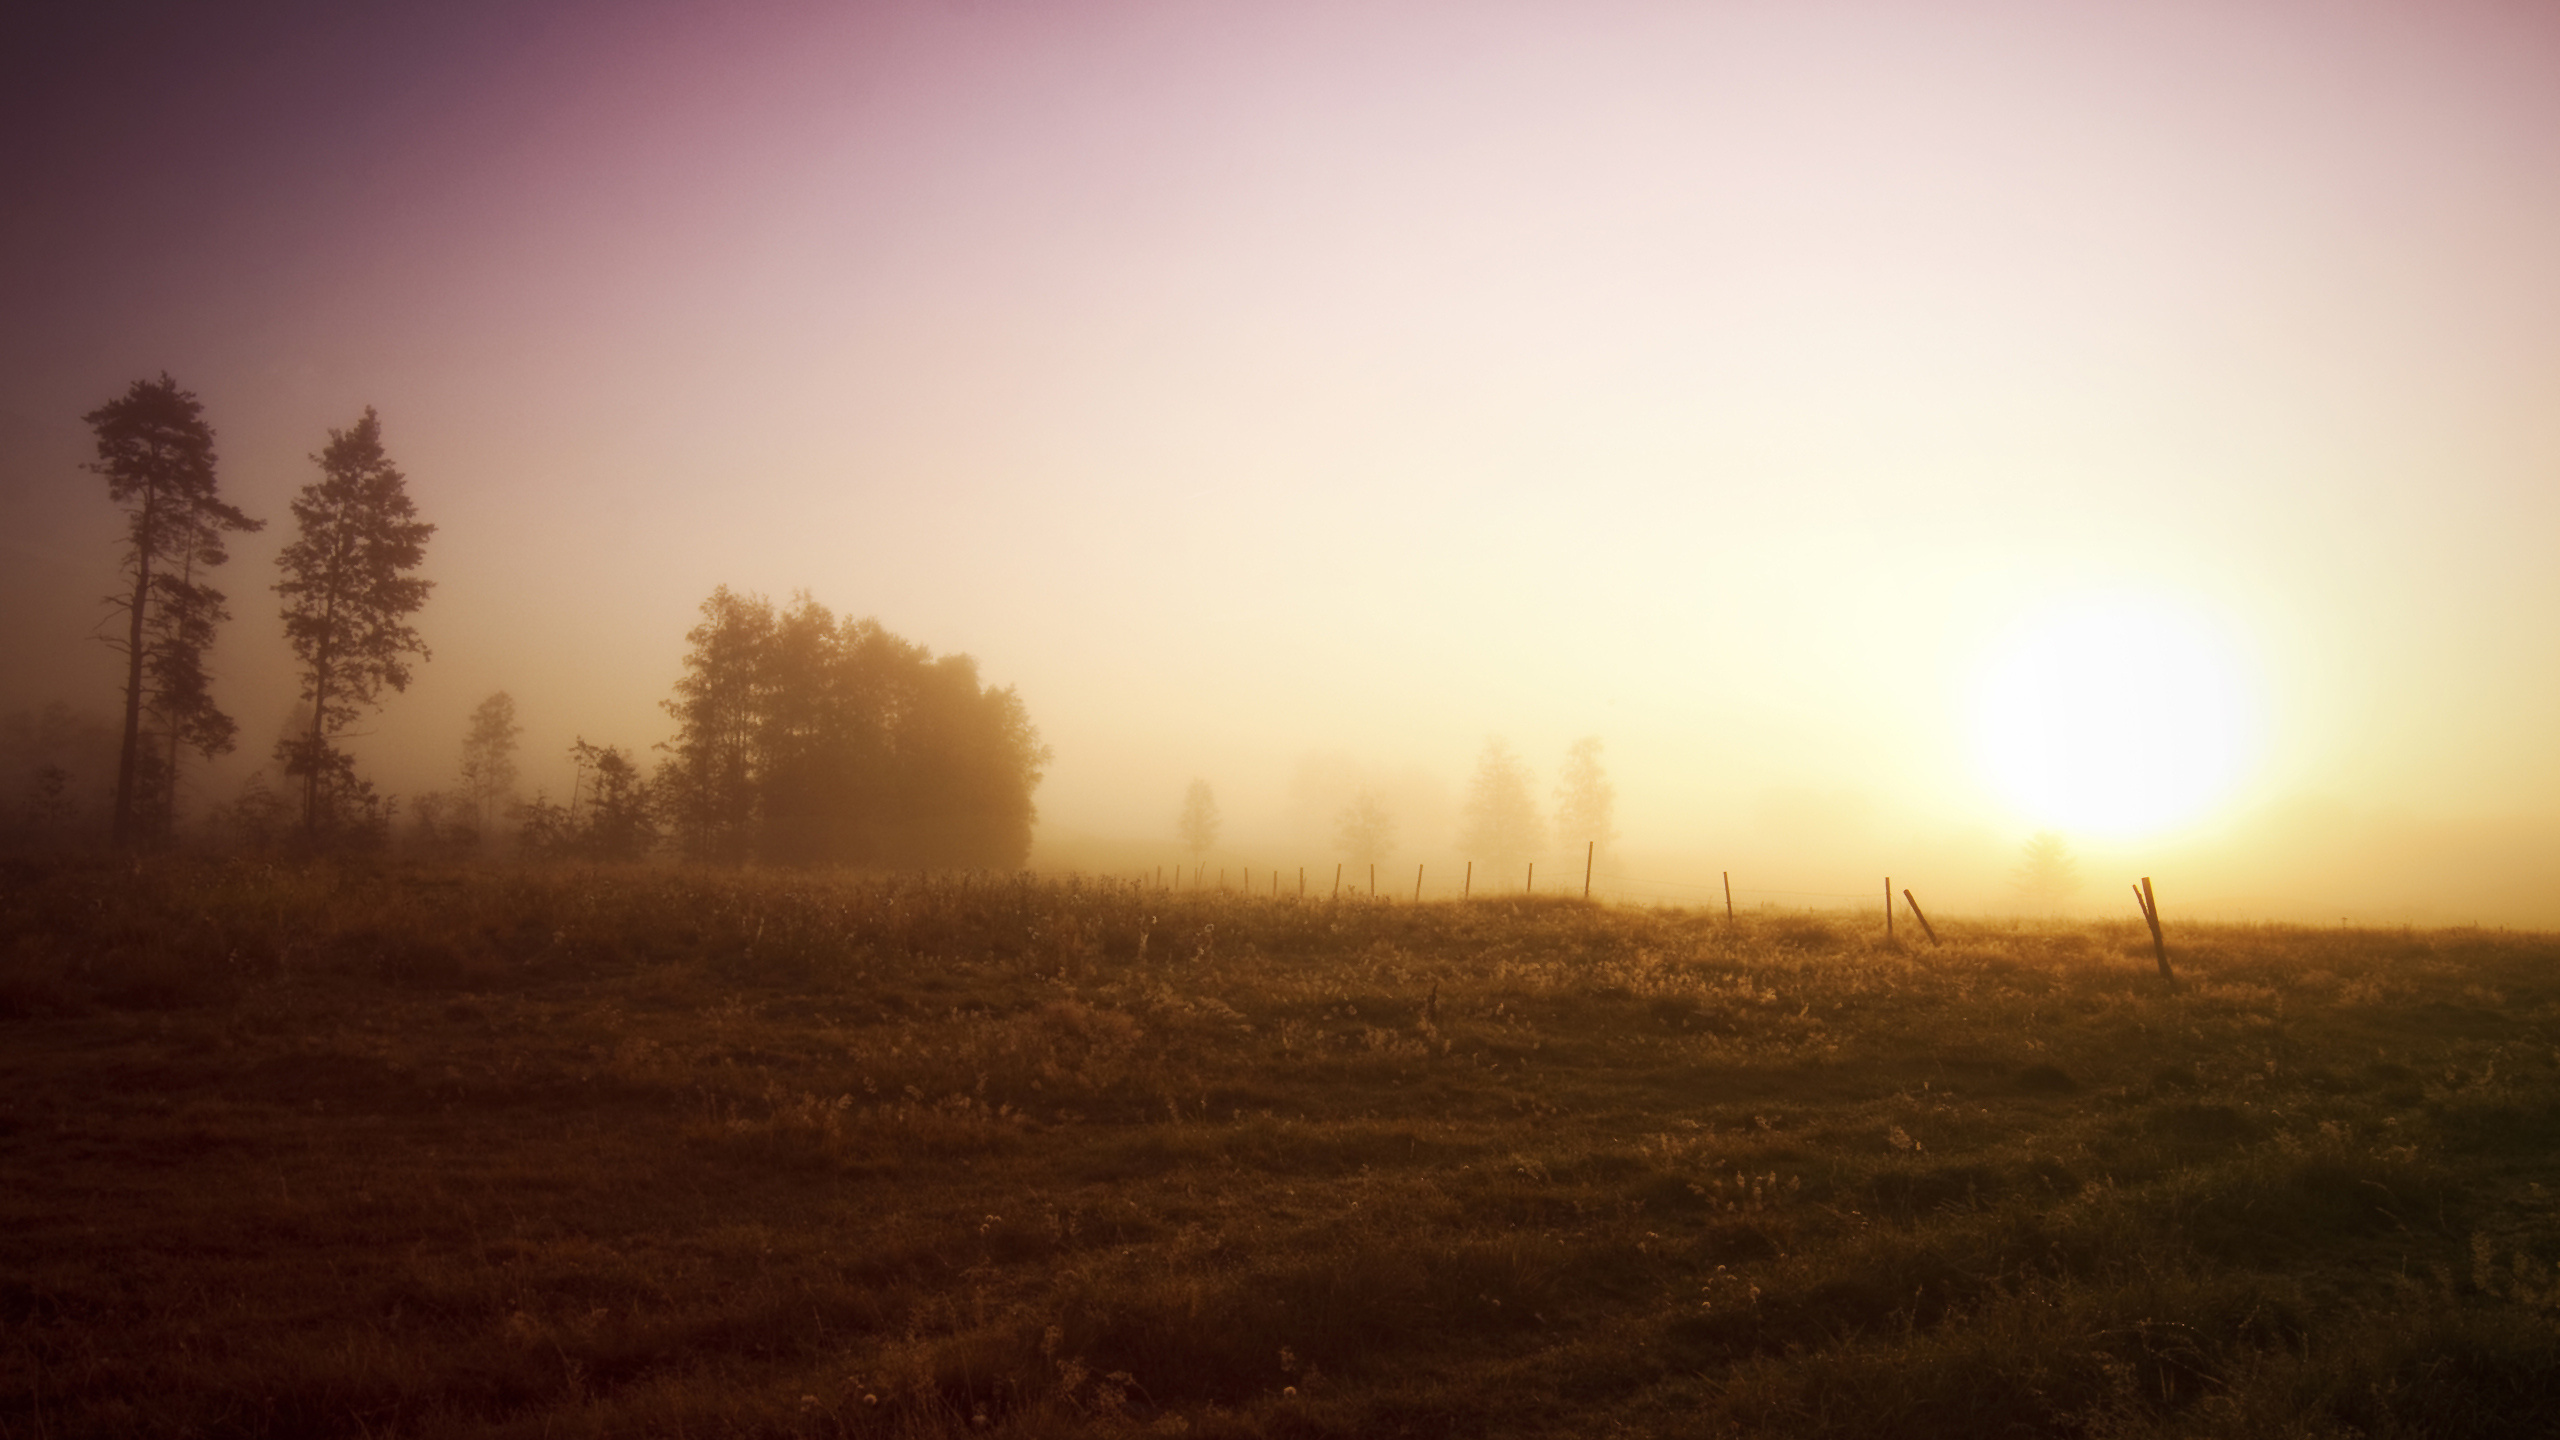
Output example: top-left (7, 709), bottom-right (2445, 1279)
top-left (5, 855), bottom-right (2559, 1438)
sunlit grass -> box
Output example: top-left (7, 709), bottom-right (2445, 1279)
top-left (3, 855), bottom-right (2557, 1436)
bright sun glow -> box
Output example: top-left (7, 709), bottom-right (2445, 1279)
top-left (1973, 595), bottom-right (2261, 841)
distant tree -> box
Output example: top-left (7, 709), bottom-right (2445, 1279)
top-left (83, 375), bottom-right (261, 846)
top-left (20, 764), bottom-right (71, 838)
top-left (566, 738), bottom-right (655, 860)
top-left (1, 703), bottom-right (118, 846)
top-left (1177, 779), bottom-right (1221, 860)
top-left (2011, 831), bottom-right (2084, 911)
top-left (1459, 737), bottom-right (1543, 885)
top-left (204, 769), bottom-right (295, 851)
top-left (1334, 786), bottom-right (1397, 867)
top-left (658, 587), bottom-right (1048, 868)
top-left (406, 788), bottom-right (476, 856)
top-left (893, 648), bottom-right (1047, 869)
top-left (1552, 736), bottom-right (1619, 872)
top-left (659, 587), bottom-right (773, 862)
top-left (273, 408), bottom-right (434, 844)
top-left (457, 692), bottom-right (522, 840)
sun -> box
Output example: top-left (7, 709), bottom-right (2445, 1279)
top-left (1972, 594), bottom-right (2261, 841)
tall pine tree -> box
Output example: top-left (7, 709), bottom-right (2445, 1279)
top-left (273, 408), bottom-right (434, 843)
top-left (84, 375), bottom-right (261, 846)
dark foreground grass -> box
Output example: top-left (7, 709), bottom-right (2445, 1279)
top-left (5, 855), bottom-right (2559, 1437)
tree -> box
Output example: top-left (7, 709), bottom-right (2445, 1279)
top-left (458, 692), bottom-right (522, 840)
top-left (138, 537), bottom-right (247, 833)
top-left (1177, 779), bottom-right (1221, 860)
top-left (566, 737), bottom-right (656, 860)
top-left (2012, 831), bottom-right (2084, 912)
top-left (84, 376), bottom-right (260, 846)
top-left (1458, 737), bottom-right (1542, 885)
top-left (1334, 786), bottom-right (1397, 867)
top-left (1, 703), bottom-right (116, 847)
top-left (659, 587), bottom-right (773, 862)
top-left (1553, 736), bottom-right (1619, 878)
top-left (273, 408), bottom-right (434, 843)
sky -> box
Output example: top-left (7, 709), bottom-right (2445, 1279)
top-left (5, 0), bottom-right (2557, 923)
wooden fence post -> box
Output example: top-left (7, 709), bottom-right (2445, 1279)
top-left (1526, 862), bottom-right (1534, 894)
top-left (1886, 877), bottom-right (1894, 939)
top-left (1584, 840), bottom-right (1594, 899)
top-left (1333, 863), bottom-right (1341, 899)
top-left (1415, 863), bottom-right (1424, 903)
top-left (1723, 870), bottom-right (1733, 920)
top-left (2135, 877), bottom-right (2175, 984)
top-left (1902, 888), bottom-right (1940, 946)
top-left (1464, 861), bottom-right (1472, 898)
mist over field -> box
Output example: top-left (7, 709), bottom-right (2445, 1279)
top-left (4, 0), bottom-right (2558, 924)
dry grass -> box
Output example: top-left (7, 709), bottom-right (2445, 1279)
top-left (4, 854), bottom-right (2558, 1436)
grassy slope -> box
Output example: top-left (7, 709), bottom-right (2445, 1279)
top-left (4, 856), bottom-right (2559, 1438)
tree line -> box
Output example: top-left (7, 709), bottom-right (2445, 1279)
top-left (1173, 734), bottom-right (1622, 884)
top-left (30, 375), bottom-right (1047, 868)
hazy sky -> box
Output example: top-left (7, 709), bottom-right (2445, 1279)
top-left (6, 0), bottom-right (2557, 920)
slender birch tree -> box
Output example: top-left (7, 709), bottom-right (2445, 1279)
top-left (273, 408), bottom-right (434, 842)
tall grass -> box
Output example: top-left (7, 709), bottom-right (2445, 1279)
top-left (3, 853), bottom-right (2556, 1436)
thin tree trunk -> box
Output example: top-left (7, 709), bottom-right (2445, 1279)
top-left (112, 489), bottom-right (157, 849)
top-left (157, 548), bottom-right (198, 845)
top-left (305, 659), bottom-right (330, 840)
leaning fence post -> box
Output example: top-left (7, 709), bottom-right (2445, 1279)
top-left (1464, 861), bottom-right (1472, 898)
top-left (1415, 863), bottom-right (1424, 903)
top-left (2135, 877), bottom-right (2175, 984)
top-left (1723, 870), bottom-right (1733, 921)
top-left (1902, 888), bottom-right (1940, 946)
top-left (1584, 840), bottom-right (1594, 899)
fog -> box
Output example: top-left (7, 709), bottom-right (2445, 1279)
top-left (5, 1), bottom-right (2557, 923)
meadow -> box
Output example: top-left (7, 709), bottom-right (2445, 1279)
top-left (4, 855), bottom-right (2558, 1438)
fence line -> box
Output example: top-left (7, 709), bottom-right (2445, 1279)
top-left (1101, 854), bottom-right (1903, 911)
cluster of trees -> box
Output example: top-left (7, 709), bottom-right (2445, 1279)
top-left (1176, 735), bottom-right (1621, 883)
top-left (655, 588), bottom-right (1050, 869)
top-left (82, 376), bottom-right (435, 849)
top-left (48, 376), bottom-right (1050, 870)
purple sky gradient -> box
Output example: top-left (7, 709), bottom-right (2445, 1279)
top-left (6, 0), bottom-right (2558, 919)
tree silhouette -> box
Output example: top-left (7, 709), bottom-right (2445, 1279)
top-left (2011, 831), bottom-right (2084, 912)
top-left (660, 586), bottom-right (772, 862)
top-left (1459, 737), bottom-right (1543, 884)
top-left (1334, 786), bottom-right (1397, 867)
top-left (659, 587), bottom-right (1048, 867)
top-left (566, 737), bottom-right (655, 860)
top-left (1552, 736), bottom-right (1618, 873)
top-left (138, 534), bottom-right (247, 832)
top-left (1177, 779), bottom-right (1221, 861)
top-left (458, 692), bottom-right (522, 840)
top-left (273, 408), bottom-right (434, 843)
top-left (83, 376), bottom-right (261, 846)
